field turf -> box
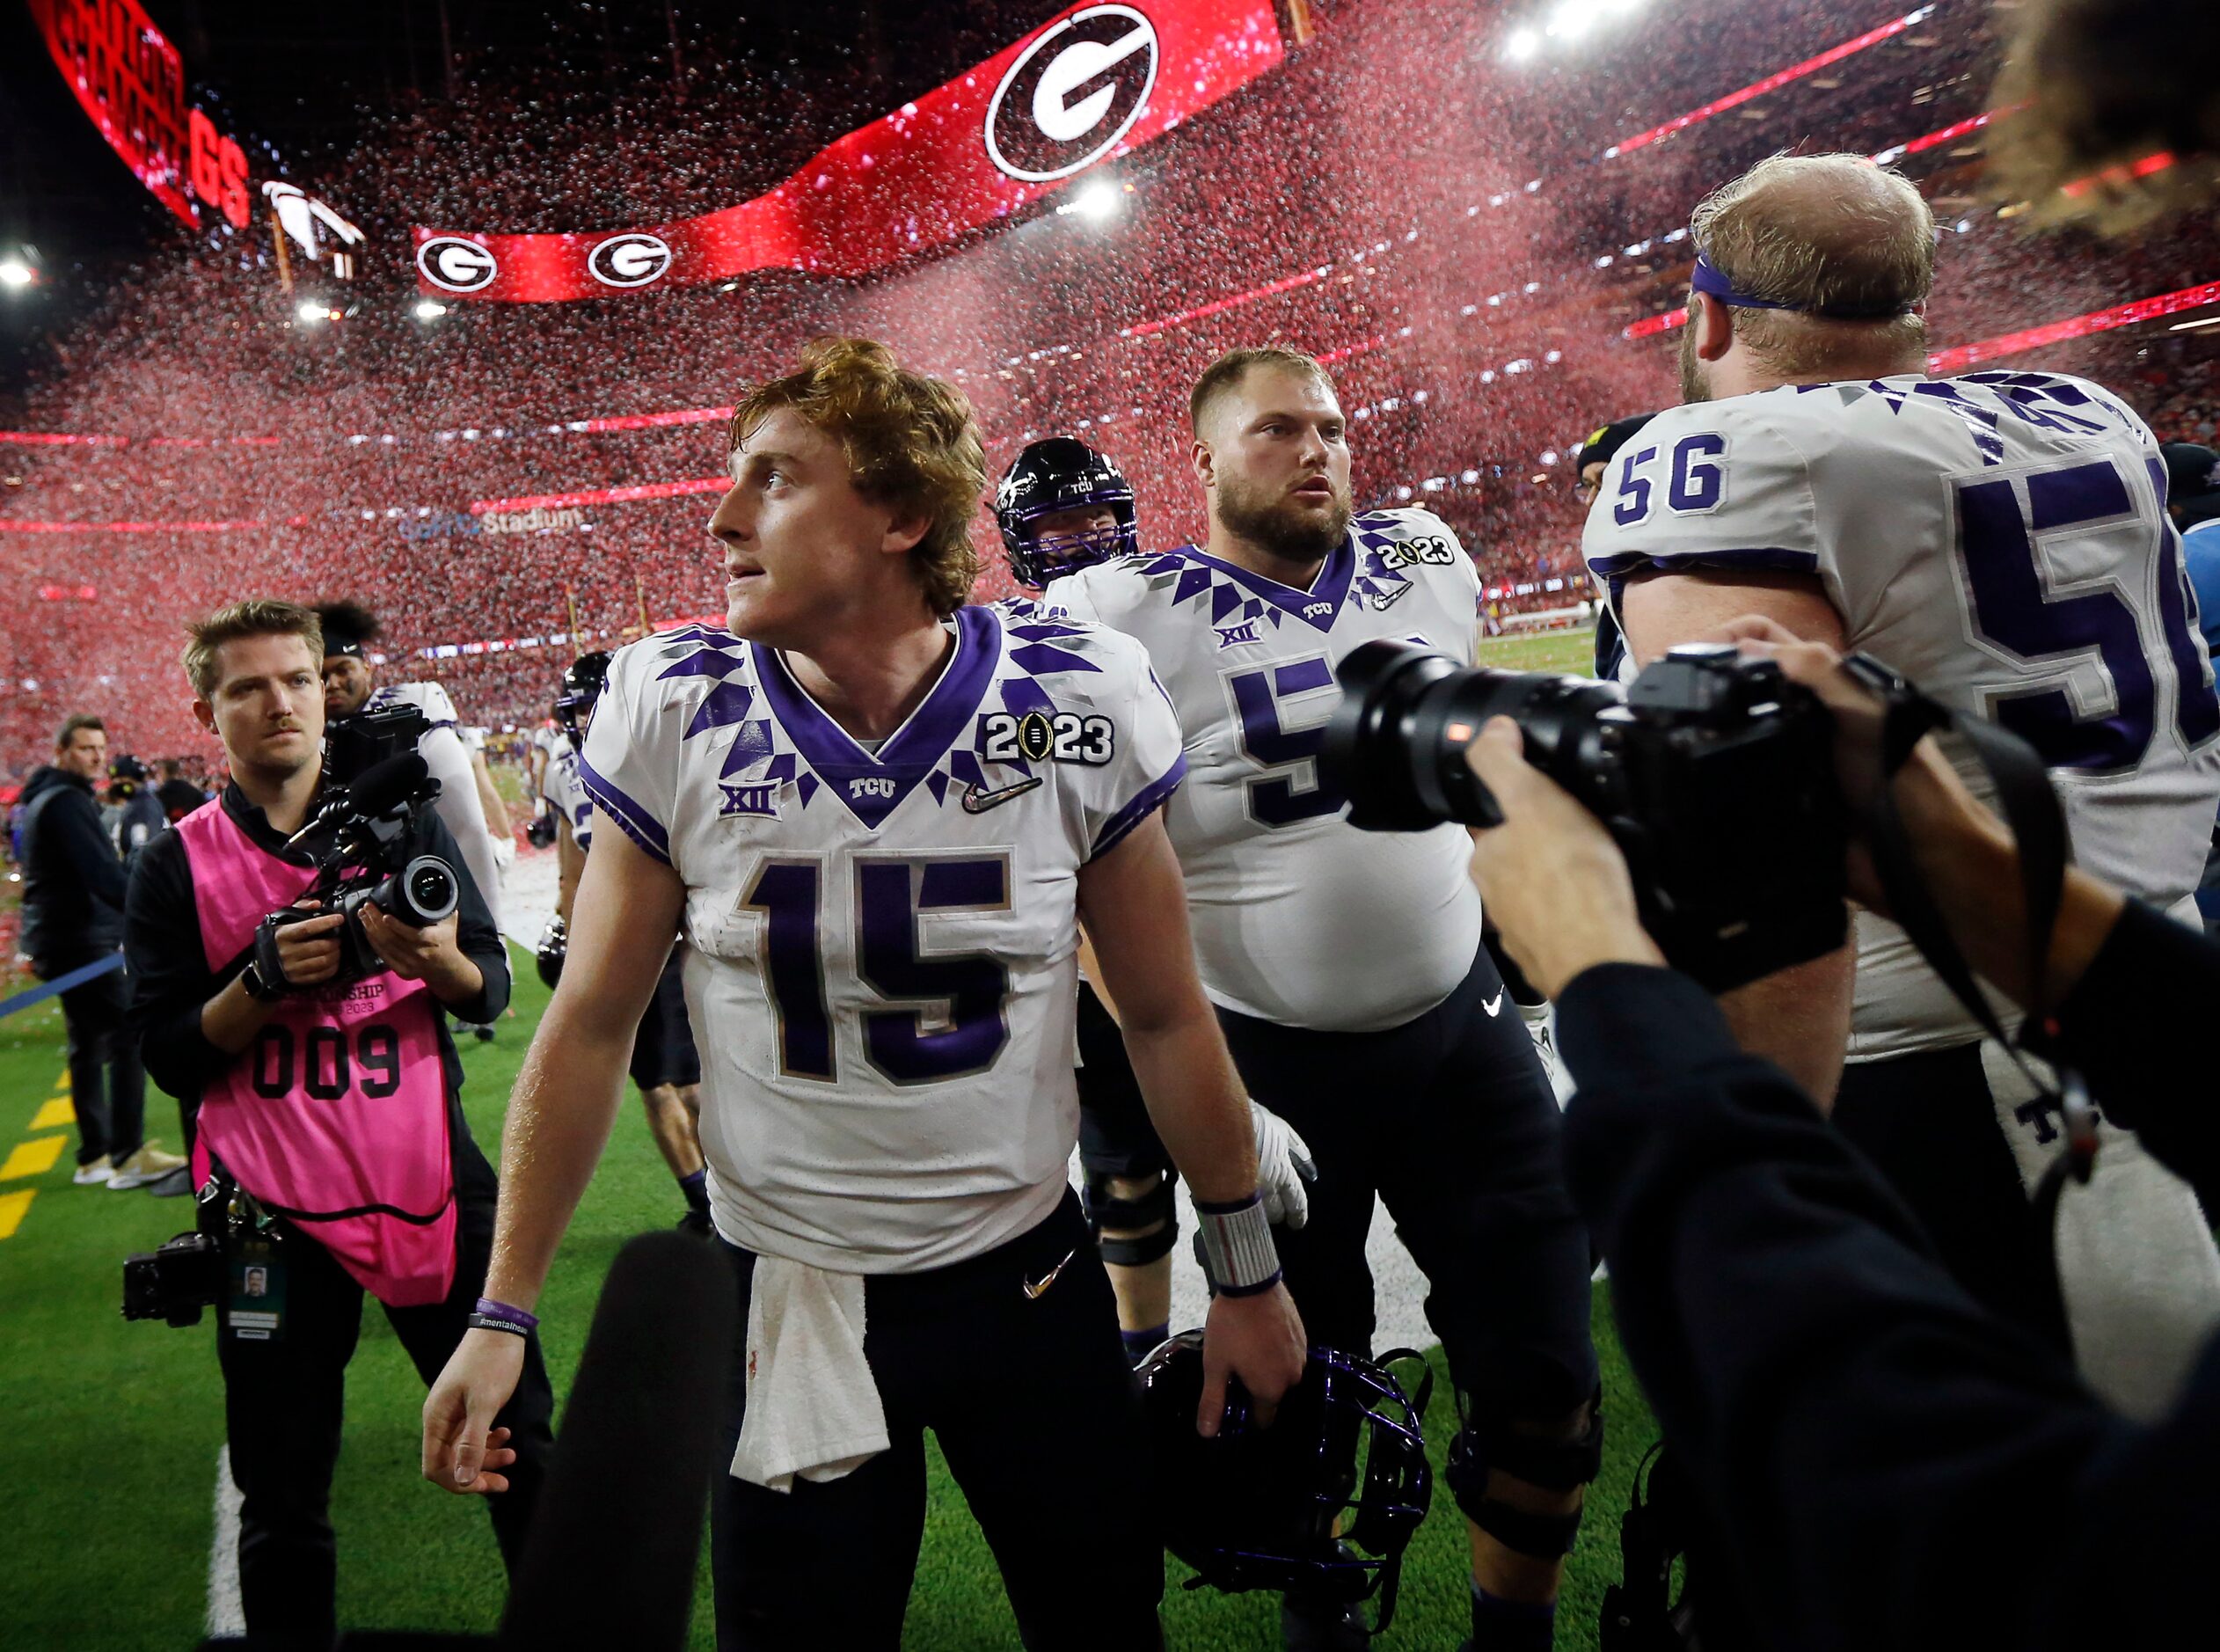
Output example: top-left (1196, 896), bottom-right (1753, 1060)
top-left (0, 630), bottom-right (1672, 1649)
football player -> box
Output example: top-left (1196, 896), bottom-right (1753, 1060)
top-left (1583, 152), bottom-right (2220, 1417)
top-left (313, 602), bottom-right (508, 934)
top-left (999, 436), bottom-right (1311, 1364)
top-left (537, 651), bottom-right (712, 1236)
top-left (1047, 349), bottom-right (1600, 1652)
top-left (423, 338), bottom-right (1305, 1650)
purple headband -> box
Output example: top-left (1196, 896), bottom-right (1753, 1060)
top-left (1690, 252), bottom-right (1920, 320)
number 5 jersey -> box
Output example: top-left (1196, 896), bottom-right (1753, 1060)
top-left (1045, 508), bottom-right (1486, 1034)
top-left (578, 603), bottom-right (1186, 1272)
top-left (1581, 370), bottom-right (2220, 1058)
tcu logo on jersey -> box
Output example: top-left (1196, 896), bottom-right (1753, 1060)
top-left (1215, 620), bottom-right (1261, 649)
top-left (1377, 534), bottom-right (1457, 568)
top-left (1303, 602), bottom-right (1333, 619)
top-left (718, 781), bottom-right (782, 819)
top-left (849, 777), bottom-right (898, 800)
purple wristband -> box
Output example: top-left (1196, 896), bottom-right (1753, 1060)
top-left (473, 1296), bottom-right (538, 1331)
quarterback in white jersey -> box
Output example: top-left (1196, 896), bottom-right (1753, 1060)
top-left (1590, 152), bottom-right (2220, 1416)
top-left (425, 339), bottom-right (1303, 1649)
top-left (1050, 503), bottom-right (1483, 1032)
top-left (1055, 348), bottom-right (1600, 1649)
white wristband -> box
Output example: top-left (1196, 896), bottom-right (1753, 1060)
top-left (1195, 1191), bottom-right (1282, 1297)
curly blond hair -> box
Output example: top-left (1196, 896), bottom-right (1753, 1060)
top-left (727, 338), bottom-right (985, 618)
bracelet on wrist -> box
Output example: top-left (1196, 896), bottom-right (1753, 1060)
top-left (467, 1313), bottom-right (530, 1339)
top-left (1194, 1192), bottom-right (1282, 1297)
top-left (472, 1296), bottom-right (538, 1332)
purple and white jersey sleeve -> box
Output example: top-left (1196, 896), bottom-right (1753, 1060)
top-left (578, 641), bottom-right (677, 867)
top-left (1077, 630), bottom-right (1187, 860)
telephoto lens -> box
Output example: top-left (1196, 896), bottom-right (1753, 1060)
top-left (1324, 642), bottom-right (1625, 830)
top-left (1325, 640), bottom-right (1847, 992)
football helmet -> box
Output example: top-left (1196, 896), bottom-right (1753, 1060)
top-left (555, 652), bottom-right (612, 738)
top-left (994, 437), bottom-right (1139, 588)
top-left (1137, 1333), bottom-right (1434, 1631)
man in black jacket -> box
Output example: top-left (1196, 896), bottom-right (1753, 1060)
top-left (18, 713), bottom-right (184, 1189)
top-left (1463, 616), bottom-right (2220, 1651)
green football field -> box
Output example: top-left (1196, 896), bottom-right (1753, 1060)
top-left (0, 629), bottom-right (1670, 1649)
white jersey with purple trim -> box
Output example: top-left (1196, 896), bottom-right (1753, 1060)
top-left (1045, 507), bottom-right (1485, 1032)
top-left (540, 739), bottom-right (593, 852)
top-left (579, 603), bottom-right (1186, 1272)
top-left (1581, 370), bottom-right (2220, 1059)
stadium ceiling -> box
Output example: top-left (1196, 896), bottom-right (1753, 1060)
top-left (0, 1), bottom-right (1084, 402)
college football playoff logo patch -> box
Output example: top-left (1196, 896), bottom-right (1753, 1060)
top-left (984, 5), bottom-right (1160, 183)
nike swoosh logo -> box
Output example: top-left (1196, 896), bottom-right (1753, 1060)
top-left (962, 776), bottom-right (1044, 815)
top-left (1483, 990), bottom-right (1504, 1018)
top-left (1023, 1247), bottom-right (1077, 1300)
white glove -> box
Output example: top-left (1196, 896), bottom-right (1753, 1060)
top-left (1249, 1100), bottom-right (1318, 1230)
top-left (490, 831), bottom-right (516, 871)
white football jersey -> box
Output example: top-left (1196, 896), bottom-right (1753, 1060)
top-left (541, 739), bottom-right (594, 851)
top-left (1047, 508), bottom-right (1486, 1032)
top-left (1582, 370), bottom-right (2220, 1059)
top-left (580, 603), bottom-right (1186, 1272)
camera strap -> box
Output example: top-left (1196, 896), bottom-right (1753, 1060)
top-left (1843, 656), bottom-right (2098, 1217)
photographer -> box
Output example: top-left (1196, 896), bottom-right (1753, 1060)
top-left (123, 599), bottom-right (551, 1649)
top-left (1462, 615), bottom-right (2220, 1651)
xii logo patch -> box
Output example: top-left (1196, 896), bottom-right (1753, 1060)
top-left (718, 781), bottom-right (783, 819)
top-left (1215, 620), bottom-right (1261, 649)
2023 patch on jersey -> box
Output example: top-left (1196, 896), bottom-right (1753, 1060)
top-left (1047, 507), bottom-right (1486, 1034)
top-left (580, 603), bottom-right (1185, 1272)
top-left (1582, 370), bottom-right (2220, 1058)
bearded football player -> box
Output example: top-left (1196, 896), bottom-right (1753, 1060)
top-left (1048, 349), bottom-right (1601, 1652)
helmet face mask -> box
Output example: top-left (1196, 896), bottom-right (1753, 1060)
top-left (995, 437), bottom-right (1141, 589)
top-left (1137, 1333), bottom-right (1434, 1630)
top-left (555, 651), bottom-right (613, 740)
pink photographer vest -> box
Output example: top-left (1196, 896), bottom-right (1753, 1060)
top-left (177, 800), bottom-right (457, 1306)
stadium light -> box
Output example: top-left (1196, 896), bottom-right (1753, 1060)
top-left (0, 258), bottom-right (33, 289)
top-left (1547, 0), bottom-right (1602, 40)
top-left (414, 300), bottom-right (448, 320)
top-left (1067, 179), bottom-right (1124, 222)
top-left (1504, 26), bottom-right (1541, 60)
top-left (296, 300), bottom-right (326, 324)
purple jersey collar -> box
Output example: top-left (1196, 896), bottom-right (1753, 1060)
top-left (1180, 533), bottom-right (1355, 632)
top-left (750, 603), bottom-right (1003, 830)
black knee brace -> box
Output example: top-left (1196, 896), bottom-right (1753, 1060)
top-left (1081, 1168), bottom-right (1178, 1267)
top-left (1445, 1388), bottom-right (1604, 1559)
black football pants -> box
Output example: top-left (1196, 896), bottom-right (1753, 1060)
top-left (215, 1135), bottom-right (556, 1649)
top-left (1214, 944), bottom-right (1599, 1424)
top-left (710, 1190), bottom-right (1164, 1651)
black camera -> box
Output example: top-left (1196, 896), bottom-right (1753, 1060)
top-left (1324, 640), bottom-right (1847, 992)
top-left (255, 748), bottom-right (461, 990)
top-left (121, 1230), bottom-right (224, 1327)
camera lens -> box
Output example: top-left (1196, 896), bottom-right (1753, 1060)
top-left (1325, 640), bottom-right (1625, 830)
top-left (398, 856), bottom-right (460, 925)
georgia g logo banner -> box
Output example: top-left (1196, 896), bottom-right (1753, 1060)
top-left (985, 5), bottom-right (1160, 182)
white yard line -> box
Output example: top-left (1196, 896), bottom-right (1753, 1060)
top-left (207, 1444), bottom-right (245, 1639)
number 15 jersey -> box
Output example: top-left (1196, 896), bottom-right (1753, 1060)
top-left (1581, 370), bottom-right (2220, 1059)
top-left (1047, 508), bottom-right (1486, 1033)
top-left (579, 603), bottom-right (1185, 1272)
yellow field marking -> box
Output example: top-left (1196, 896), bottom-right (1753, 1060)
top-left (0, 1136), bottom-right (68, 1181)
top-left (32, 1098), bottom-right (76, 1131)
top-left (0, 1190), bottom-right (33, 1239)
